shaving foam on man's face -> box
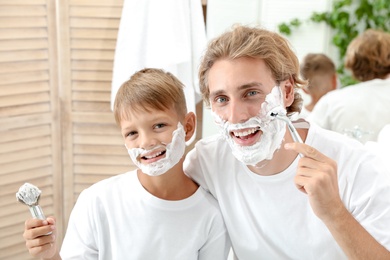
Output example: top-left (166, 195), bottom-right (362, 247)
top-left (126, 122), bottom-right (186, 176)
top-left (212, 86), bottom-right (287, 166)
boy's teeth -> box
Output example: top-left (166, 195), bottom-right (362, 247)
top-left (144, 151), bottom-right (163, 159)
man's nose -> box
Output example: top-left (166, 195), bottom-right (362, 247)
top-left (228, 99), bottom-right (251, 124)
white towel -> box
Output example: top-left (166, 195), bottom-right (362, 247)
top-left (111, 0), bottom-right (206, 144)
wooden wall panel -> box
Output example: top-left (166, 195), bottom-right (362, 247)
top-left (0, 0), bottom-right (61, 258)
top-left (0, 0), bottom-right (203, 258)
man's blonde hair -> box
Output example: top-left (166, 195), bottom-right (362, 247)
top-left (345, 29), bottom-right (390, 82)
top-left (199, 25), bottom-right (306, 116)
top-left (114, 68), bottom-right (187, 126)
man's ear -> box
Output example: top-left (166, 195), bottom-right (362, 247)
top-left (283, 78), bottom-right (295, 107)
top-left (183, 112), bottom-right (196, 142)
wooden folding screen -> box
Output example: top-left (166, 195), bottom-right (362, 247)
top-left (0, 0), bottom-right (203, 259)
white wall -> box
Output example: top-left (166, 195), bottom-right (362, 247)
top-left (202, 0), bottom-right (336, 137)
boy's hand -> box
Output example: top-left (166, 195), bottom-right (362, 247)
top-left (23, 217), bottom-right (58, 259)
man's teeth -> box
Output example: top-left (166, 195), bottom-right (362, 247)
top-left (144, 151), bottom-right (164, 159)
top-left (233, 128), bottom-right (257, 137)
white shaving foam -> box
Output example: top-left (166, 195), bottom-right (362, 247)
top-left (127, 122), bottom-right (186, 176)
top-left (212, 86), bottom-right (287, 166)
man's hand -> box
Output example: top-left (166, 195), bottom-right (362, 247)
top-left (285, 142), bottom-right (344, 222)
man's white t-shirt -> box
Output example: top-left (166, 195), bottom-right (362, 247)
top-left (185, 123), bottom-right (390, 259)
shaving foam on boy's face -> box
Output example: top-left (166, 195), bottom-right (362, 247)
top-left (212, 86), bottom-right (287, 166)
top-left (126, 122), bottom-right (186, 176)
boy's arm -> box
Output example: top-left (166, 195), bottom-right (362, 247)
top-left (23, 217), bottom-right (62, 260)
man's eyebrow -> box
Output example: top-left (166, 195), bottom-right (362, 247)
top-left (209, 82), bottom-right (264, 98)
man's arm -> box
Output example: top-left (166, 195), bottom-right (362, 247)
top-left (285, 142), bottom-right (390, 259)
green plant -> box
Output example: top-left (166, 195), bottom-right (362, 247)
top-left (278, 0), bottom-right (390, 87)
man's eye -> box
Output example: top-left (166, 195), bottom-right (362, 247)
top-left (215, 96), bottom-right (228, 103)
top-left (247, 90), bottom-right (258, 97)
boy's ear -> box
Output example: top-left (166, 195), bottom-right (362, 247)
top-left (183, 112), bottom-right (196, 142)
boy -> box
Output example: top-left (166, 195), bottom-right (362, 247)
top-left (184, 25), bottom-right (390, 259)
top-left (299, 53), bottom-right (338, 118)
top-left (23, 68), bottom-right (230, 259)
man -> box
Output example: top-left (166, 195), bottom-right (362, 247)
top-left (184, 25), bottom-right (390, 259)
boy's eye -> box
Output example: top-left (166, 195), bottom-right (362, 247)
top-left (154, 123), bottom-right (166, 129)
top-left (127, 131), bottom-right (137, 137)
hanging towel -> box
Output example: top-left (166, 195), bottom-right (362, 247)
top-left (111, 0), bottom-right (207, 143)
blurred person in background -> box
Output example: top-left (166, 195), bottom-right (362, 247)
top-left (308, 29), bottom-right (390, 143)
top-left (299, 53), bottom-right (338, 118)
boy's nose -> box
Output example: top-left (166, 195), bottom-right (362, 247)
top-left (139, 134), bottom-right (158, 150)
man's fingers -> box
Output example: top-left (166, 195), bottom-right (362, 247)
top-left (285, 142), bottom-right (327, 162)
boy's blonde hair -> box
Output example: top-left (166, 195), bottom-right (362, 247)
top-left (199, 25), bottom-right (306, 116)
top-left (301, 53), bottom-right (336, 95)
top-left (114, 68), bottom-right (187, 126)
top-left (345, 29), bottom-right (390, 82)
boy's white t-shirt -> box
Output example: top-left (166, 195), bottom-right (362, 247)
top-left (185, 123), bottom-right (390, 259)
top-left (60, 171), bottom-right (230, 260)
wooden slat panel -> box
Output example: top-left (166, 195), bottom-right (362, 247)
top-left (73, 134), bottom-right (122, 145)
top-left (0, 124), bottom-right (51, 143)
top-left (0, 103), bottom-right (51, 117)
top-left (0, 0), bottom-right (46, 5)
top-left (69, 6), bottom-right (122, 18)
top-left (0, 71), bottom-right (49, 85)
top-left (0, 50), bottom-right (48, 63)
top-left (0, 136), bottom-right (51, 154)
top-left (0, 6), bottom-right (46, 17)
top-left (0, 17), bottom-right (47, 28)
top-left (0, 240), bottom-right (35, 260)
top-left (72, 111), bottom-right (115, 123)
top-left (70, 17), bottom-right (120, 28)
top-left (74, 154), bottom-right (130, 165)
top-left (0, 81), bottom-right (49, 96)
top-left (0, 38), bottom-right (48, 51)
top-left (0, 92), bottom-right (50, 107)
top-left (0, 146), bottom-right (52, 164)
top-left (72, 81), bottom-right (111, 91)
top-left (74, 174), bottom-right (122, 184)
top-left (72, 101), bottom-right (111, 112)
top-left (74, 144), bottom-right (125, 155)
top-left (71, 28), bottom-right (118, 40)
top-left (73, 123), bottom-right (119, 135)
top-left (0, 156), bottom-right (53, 176)
top-left (74, 164), bottom-right (131, 175)
top-left (0, 174), bottom-right (52, 196)
top-left (72, 91), bottom-right (110, 102)
top-left (69, 0), bottom-right (123, 6)
top-left (0, 113), bottom-right (51, 131)
top-left (71, 39), bottom-right (116, 50)
top-left (0, 28), bottom-right (48, 40)
top-left (72, 71), bottom-right (112, 81)
top-left (71, 49), bottom-right (115, 61)
top-left (0, 60), bottom-right (49, 74)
